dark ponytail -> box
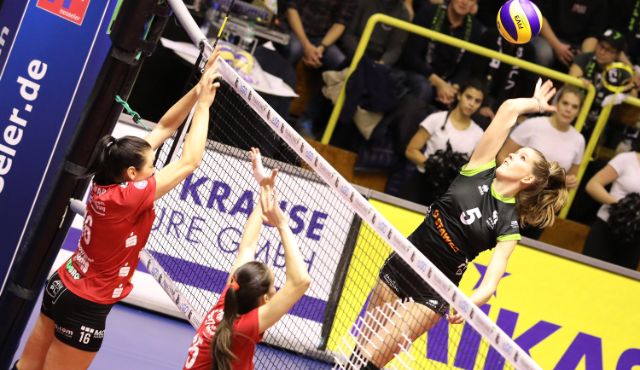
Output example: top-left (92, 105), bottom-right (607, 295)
top-left (84, 135), bottom-right (151, 185)
top-left (517, 151), bottom-right (569, 228)
top-left (212, 261), bottom-right (272, 370)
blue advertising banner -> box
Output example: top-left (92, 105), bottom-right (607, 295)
top-left (0, 0), bottom-right (115, 294)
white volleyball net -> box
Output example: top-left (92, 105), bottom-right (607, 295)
top-left (135, 1), bottom-right (543, 369)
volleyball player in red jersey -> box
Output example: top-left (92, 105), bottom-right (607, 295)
top-left (183, 148), bottom-right (312, 370)
top-left (15, 50), bottom-right (223, 370)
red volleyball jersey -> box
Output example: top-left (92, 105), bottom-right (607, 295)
top-left (58, 177), bottom-right (156, 304)
top-left (184, 286), bottom-right (263, 370)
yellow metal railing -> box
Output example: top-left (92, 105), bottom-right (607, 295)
top-left (321, 13), bottom-right (596, 217)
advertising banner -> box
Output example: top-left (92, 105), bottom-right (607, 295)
top-left (328, 199), bottom-right (640, 370)
top-left (0, 0), bottom-right (114, 293)
top-left (146, 141), bottom-right (356, 351)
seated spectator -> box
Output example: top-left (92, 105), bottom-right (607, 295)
top-left (386, 80), bottom-right (485, 204)
top-left (498, 85), bottom-right (586, 189)
top-left (470, 28), bottom-right (537, 128)
top-left (583, 147), bottom-right (640, 269)
top-left (398, 0), bottom-right (484, 107)
top-left (569, 29), bottom-right (627, 138)
top-left (532, 0), bottom-right (608, 69)
top-left (279, 0), bottom-right (357, 71)
top-left (498, 85), bottom-right (586, 239)
top-left (340, 0), bottom-right (410, 67)
top-left (316, 0), bottom-right (411, 142)
top-left (278, 0), bottom-right (357, 138)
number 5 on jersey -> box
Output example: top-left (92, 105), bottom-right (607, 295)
top-left (460, 207), bottom-right (482, 225)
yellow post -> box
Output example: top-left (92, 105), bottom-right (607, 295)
top-left (321, 13), bottom-right (598, 217)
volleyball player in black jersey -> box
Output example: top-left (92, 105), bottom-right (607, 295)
top-left (353, 80), bottom-right (569, 370)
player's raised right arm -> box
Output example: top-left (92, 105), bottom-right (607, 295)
top-left (467, 79), bottom-right (556, 169)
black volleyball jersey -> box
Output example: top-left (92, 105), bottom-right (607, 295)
top-left (412, 161), bottom-right (521, 281)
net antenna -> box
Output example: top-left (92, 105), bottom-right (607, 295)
top-left (149, 1), bottom-right (544, 369)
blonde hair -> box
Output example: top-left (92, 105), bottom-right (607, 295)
top-left (516, 150), bottom-right (569, 228)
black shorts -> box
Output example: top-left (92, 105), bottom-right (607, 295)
top-left (379, 253), bottom-right (450, 316)
top-left (378, 218), bottom-right (469, 316)
top-left (41, 271), bottom-right (113, 352)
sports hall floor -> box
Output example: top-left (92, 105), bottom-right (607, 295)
top-left (13, 295), bottom-right (332, 369)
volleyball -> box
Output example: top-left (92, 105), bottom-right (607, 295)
top-left (497, 0), bottom-right (543, 44)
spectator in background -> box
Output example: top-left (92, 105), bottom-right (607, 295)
top-left (569, 29), bottom-right (627, 138)
top-left (340, 0), bottom-right (410, 67)
top-left (499, 86), bottom-right (586, 187)
top-left (399, 0), bottom-right (484, 107)
top-left (498, 85), bottom-right (586, 238)
top-left (470, 28), bottom-right (537, 128)
top-left (532, 0), bottom-right (608, 69)
top-left (278, 0), bottom-right (357, 138)
top-left (607, 0), bottom-right (640, 65)
top-left (583, 147), bottom-right (640, 269)
top-left (387, 80), bottom-right (485, 204)
top-left (405, 0), bottom-right (479, 22)
top-left (279, 0), bottom-right (357, 70)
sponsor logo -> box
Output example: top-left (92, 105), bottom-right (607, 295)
top-left (65, 259), bottom-right (81, 279)
top-left (74, 246), bottom-right (91, 273)
top-left (48, 279), bottom-right (63, 296)
top-left (112, 284), bottom-right (124, 298)
top-left (238, 84), bottom-right (249, 98)
top-left (338, 184), bottom-right (351, 198)
top-left (456, 259), bottom-right (469, 276)
top-left (415, 258), bottom-right (429, 273)
top-left (376, 220), bottom-right (389, 236)
top-left (382, 273), bottom-right (400, 292)
top-left (478, 184), bottom-right (489, 195)
top-left (432, 209), bottom-right (460, 253)
top-left (118, 265), bottom-right (130, 277)
top-left (36, 0), bottom-right (91, 26)
top-left (303, 147), bottom-right (315, 162)
top-left (510, 220), bottom-right (520, 229)
top-left (80, 325), bottom-right (104, 340)
top-left (55, 325), bottom-right (74, 338)
top-left (486, 210), bottom-right (499, 230)
top-left (125, 232), bottom-right (137, 248)
top-left (90, 200), bottom-right (106, 216)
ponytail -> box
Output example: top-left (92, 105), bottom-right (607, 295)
top-left (211, 262), bottom-right (272, 370)
top-left (517, 156), bottom-right (569, 228)
top-left (83, 134), bottom-right (151, 185)
top-left (212, 287), bottom-right (239, 370)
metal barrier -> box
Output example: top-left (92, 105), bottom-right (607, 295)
top-left (320, 13), bottom-right (598, 217)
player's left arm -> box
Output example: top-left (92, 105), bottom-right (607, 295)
top-left (228, 200), bottom-right (264, 283)
top-left (448, 240), bottom-right (516, 324)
